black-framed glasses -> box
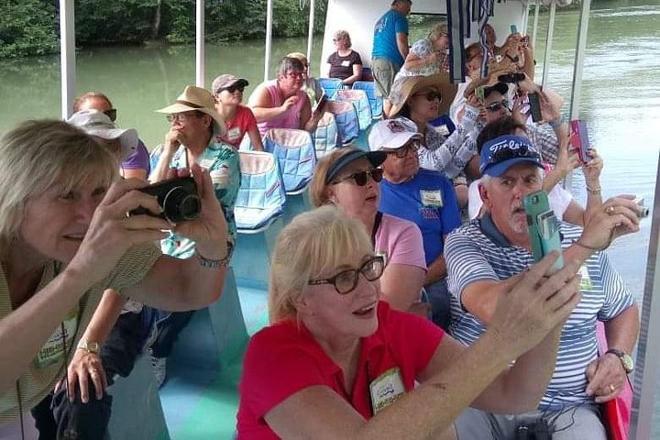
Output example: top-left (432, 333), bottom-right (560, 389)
top-left (490, 144), bottom-right (540, 163)
top-left (485, 99), bottom-right (510, 113)
top-left (103, 108), bottom-right (117, 122)
top-left (389, 139), bottom-right (422, 158)
top-left (308, 255), bottom-right (385, 294)
top-left (223, 85), bottom-right (245, 94)
top-left (166, 111), bottom-right (201, 123)
top-left (332, 168), bottom-right (383, 186)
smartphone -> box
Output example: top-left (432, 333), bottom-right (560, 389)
top-left (569, 119), bottom-right (591, 164)
top-left (528, 93), bottom-right (542, 122)
top-left (524, 190), bottom-right (564, 274)
top-left (313, 92), bottom-right (328, 113)
top-left (511, 25), bottom-right (518, 34)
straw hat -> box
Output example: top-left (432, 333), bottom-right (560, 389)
top-left (388, 73), bottom-right (458, 118)
top-left (156, 85), bottom-right (226, 136)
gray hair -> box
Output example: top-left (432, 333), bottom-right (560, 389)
top-left (276, 57), bottom-right (305, 78)
top-left (0, 120), bottom-right (118, 259)
top-left (333, 30), bottom-right (352, 48)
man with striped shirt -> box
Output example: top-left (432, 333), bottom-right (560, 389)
top-left (448, 126), bottom-right (640, 439)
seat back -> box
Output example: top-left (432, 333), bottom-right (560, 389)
top-left (335, 89), bottom-right (372, 131)
top-left (324, 100), bottom-right (359, 146)
top-left (234, 151), bottom-right (286, 232)
top-left (313, 111), bottom-right (339, 157)
top-left (263, 129), bottom-right (316, 194)
top-left (352, 81), bottom-right (383, 119)
top-left (318, 77), bottom-right (343, 99)
top-left (361, 67), bottom-right (374, 82)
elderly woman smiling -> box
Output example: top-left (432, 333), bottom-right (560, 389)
top-left (310, 147), bottom-right (427, 315)
top-left (237, 206), bottom-right (582, 439)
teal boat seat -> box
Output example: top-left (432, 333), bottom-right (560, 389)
top-left (325, 100), bottom-right (359, 146)
top-left (352, 80), bottom-right (383, 119)
top-left (335, 89), bottom-right (372, 131)
top-left (313, 111), bottom-right (339, 157)
top-left (263, 128), bottom-right (316, 195)
top-left (318, 77), bottom-right (343, 99)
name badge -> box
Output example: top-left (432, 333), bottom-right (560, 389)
top-left (420, 190), bottom-right (443, 207)
top-left (34, 306), bottom-right (79, 369)
top-left (369, 368), bottom-right (405, 414)
top-left (578, 264), bottom-right (592, 290)
top-left (341, 60), bottom-right (351, 67)
top-left (226, 127), bottom-right (241, 141)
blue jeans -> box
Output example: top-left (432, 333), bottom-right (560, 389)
top-left (424, 278), bottom-right (451, 330)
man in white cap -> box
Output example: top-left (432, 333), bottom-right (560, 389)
top-left (369, 117), bottom-right (461, 330)
top-left (150, 85), bottom-right (240, 383)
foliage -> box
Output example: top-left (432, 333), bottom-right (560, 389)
top-left (0, 0), bottom-right (58, 58)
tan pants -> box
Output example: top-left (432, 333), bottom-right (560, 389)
top-left (371, 57), bottom-right (397, 98)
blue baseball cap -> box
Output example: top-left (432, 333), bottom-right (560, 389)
top-left (325, 148), bottom-right (388, 184)
top-left (480, 135), bottom-right (543, 177)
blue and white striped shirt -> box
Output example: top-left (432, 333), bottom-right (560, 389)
top-left (446, 215), bottom-right (634, 410)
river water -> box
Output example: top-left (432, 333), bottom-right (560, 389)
top-left (0, 0), bottom-right (659, 435)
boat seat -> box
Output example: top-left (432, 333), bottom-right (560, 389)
top-left (313, 111), bottom-right (339, 157)
top-left (335, 89), bottom-right (372, 131)
top-left (263, 128), bottom-right (316, 195)
top-left (352, 80), bottom-right (383, 119)
top-left (325, 100), bottom-right (359, 146)
top-left (318, 77), bottom-right (344, 99)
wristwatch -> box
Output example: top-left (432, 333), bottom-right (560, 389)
top-left (606, 348), bottom-right (634, 374)
top-left (77, 339), bottom-right (101, 355)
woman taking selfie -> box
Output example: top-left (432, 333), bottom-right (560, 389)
top-left (237, 206), bottom-right (582, 439)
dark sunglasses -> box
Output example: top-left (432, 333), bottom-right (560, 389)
top-left (390, 139), bottom-right (421, 159)
top-left (490, 144), bottom-right (540, 163)
top-left (485, 100), bottom-right (510, 113)
top-left (415, 91), bottom-right (442, 102)
top-left (223, 85), bottom-right (245, 94)
top-left (308, 255), bottom-right (386, 295)
top-left (332, 168), bottom-right (383, 186)
top-left (103, 109), bottom-right (117, 122)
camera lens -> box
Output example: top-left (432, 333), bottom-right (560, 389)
top-left (162, 185), bottom-right (201, 223)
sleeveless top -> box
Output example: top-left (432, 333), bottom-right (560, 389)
top-left (256, 80), bottom-right (307, 136)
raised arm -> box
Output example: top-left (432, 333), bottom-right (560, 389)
top-left (249, 84), bottom-right (294, 123)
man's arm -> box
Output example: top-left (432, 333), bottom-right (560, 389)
top-left (424, 256), bottom-right (447, 285)
top-left (396, 33), bottom-right (409, 60)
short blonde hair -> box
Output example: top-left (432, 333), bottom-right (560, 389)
top-left (268, 206), bottom-right (373, 323)
top-left (333, 30), bottom-right (352, 48)
top-left (429, 23), bottom-right (449, 41)
top-left (309, 148), bottom-right (357, 207)
top-left (0, 120), bottom-right (118, 259)
top-left (286, 52), bottom-right (308, 67)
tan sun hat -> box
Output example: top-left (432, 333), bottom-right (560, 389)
top-left (388, 73), bottom-right (458, 118)
top-left (156, 85), bottom-right (226, 136)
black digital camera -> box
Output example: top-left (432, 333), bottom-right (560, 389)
top-left (130, 176), bottom-right (201, 223)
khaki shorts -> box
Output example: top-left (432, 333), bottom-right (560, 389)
top-left (371, 58), bottom-right (397, 98)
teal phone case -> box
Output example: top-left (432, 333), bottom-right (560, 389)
top-left (523, 190), bottom-right (564, 273)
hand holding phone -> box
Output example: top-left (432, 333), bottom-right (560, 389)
top-left (524, 190), bottom-right (564, 274)
top-left (528, 93), bottom-right (542, 122)
top-left (569, 120), bottom-right (591, 164)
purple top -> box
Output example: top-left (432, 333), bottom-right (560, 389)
top-left (121, 140), bottom-right (150, 174)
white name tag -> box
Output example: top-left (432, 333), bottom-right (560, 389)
top-left (226, 127), bottom-right (241, 141)
top-left (370, 368), bottom-right (405, 414)
top-left (34, 306), bottom-right (79, 369)
top-left (420, 190), bottom-right (443, 207)
top-left (341, 60), bottom-right (351, 67)
top-left (579, 264), bottom-right (592, 290)
top-left (210, 165), bottom-right (230, 188)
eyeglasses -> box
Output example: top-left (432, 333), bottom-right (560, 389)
top-left (166, 111), bottom-right (201, 123)
top-left (485, 100), bottom-right (510, 113)
top-left (490, 144), bottom-right (540, 163)
top-left (286, 71), bottom-right (305, 79)
top-left (389, 139), bottom-right (422, 158)
top-left (414, 91), bottom-right (442, 102)
top-left (308, 256), bottom-right (386, 294)
top-left (223, 85), bottom-right (245, 94)
top-left (332, 168), bottom-right (384, 186)
top-left (103, 109), bottom-right (117, 122)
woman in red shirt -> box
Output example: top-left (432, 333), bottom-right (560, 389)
top-left (212, 74), bottom-right (264, 151)
top-left (236, 206), bottom-right (582, 439)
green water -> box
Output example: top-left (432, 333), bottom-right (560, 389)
top-left (1, 0), bottom-right (659, 436)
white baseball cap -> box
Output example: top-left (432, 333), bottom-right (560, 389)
top-left (368, 117), bottom-right (422, 152)
top-left (67, 110), bottom-right (138, 160)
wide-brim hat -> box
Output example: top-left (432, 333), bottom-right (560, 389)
top-left (388, 73), bottom-right (458, 118)
top-left (67, 109), bottom-right (138, 161)
top-left (156, 85), bottom-right (226, 136)
top-left (325, 149), bottom-right (388, 184)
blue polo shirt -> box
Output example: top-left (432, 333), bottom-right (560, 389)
top-left (379, 168), bottom-right (461, 265)
top-left (372, 9), bottom-right (409, 68)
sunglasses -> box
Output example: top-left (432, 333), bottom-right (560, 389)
top-left (223, 85), bottom-right (245, 94)
top-left (389, 139), bottom-right (422, 158)
top-left (103, 108), bottom-right (117, 122)
top-left (490, 144), bottom-right (540, 163)
top-left (415, 91), bottom-right (442, 102)
top-left (308, 255), bottom-right (385, 295)
top-left (485, 100), bottom-right (510, 113)
top-left (332, 168), bottom-right (384, 186)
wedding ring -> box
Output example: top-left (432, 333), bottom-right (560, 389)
top-left (606, 206), bottom-right (615, 215)
top-left (609, 384), bottom-right (616, 393)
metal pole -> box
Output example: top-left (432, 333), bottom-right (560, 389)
top-left (196, 0), bottom-right (205, 87)
top-left (59, 0), bottom-right (76, 119)
top-left (540, 1), bottom-right (556, 89)
top-left (531, 0), bottom-right (540, 52)
top-left (568, 0), bottom-right (590, 120)
top-left (522, 2), bottom-right (530, 35)
top-left (630, 154), bottom-right (660, 440)
top-left (264, 0), bottom-right (274, 81)
top-left (306, 0), bottom-right (316, 66)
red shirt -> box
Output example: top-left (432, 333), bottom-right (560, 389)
top-left (236, 301), bottom-right (444, 439)
top-left (217, 105), bottom-right (258, 148)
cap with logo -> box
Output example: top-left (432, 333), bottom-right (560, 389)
top-left (479, 134), bottom-right (543, 177)
top-left (368, 117), bottom-right (422, 152)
